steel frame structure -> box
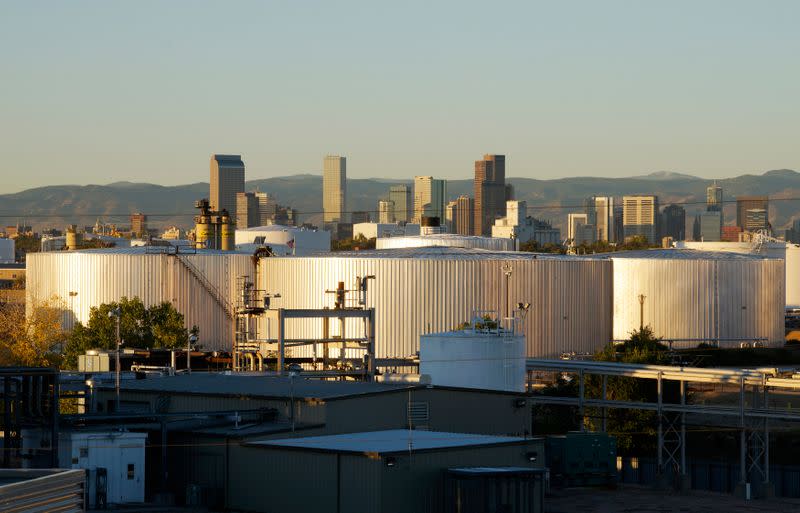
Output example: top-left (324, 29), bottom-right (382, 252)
top-left (525, 359), bottom-right (800, 496)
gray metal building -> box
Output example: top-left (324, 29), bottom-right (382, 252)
top-left (228, 430), bottom-right (545, 513)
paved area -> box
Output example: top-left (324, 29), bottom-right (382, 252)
top-left (546, 485), bottom-right (800, 513)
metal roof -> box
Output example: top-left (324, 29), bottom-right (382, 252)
top-left (248, 429), bottom-right (529, 454)
top-left (43, 247), bottom-right (249, 256)
top-left (272, 246), bottom-right (582, 261)
top-left (107, 373), bottom-right (417, 400)
top-left (590, 249), bottom-right (777, 261)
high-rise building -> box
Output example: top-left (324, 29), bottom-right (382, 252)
top-left (492, 200), bottom-right (561, 245)
top-left (413, 176), bottom-right (446, 224)
top-left (661, 204), bottom-right (686, 241)
top-left (210, 154), bottom-right (245, 215)
top-left (445, 196), bottom-right (474, 235)
top-left (736, 196), bottom-right (768, 230)
top-left (613, 206), bottom-right (624, 243)
top-left (706, 182), bottom-right (723, 212)
top-left (584, 197), bottom-right (614, 242)
top-left (389, 185), bottom-right (412, 223)
top-left (567, 213), bottom-right (595, 245)
top-left (378, 200), bottom-right (395, 224)
top-left (351, 211), bottom-right (370, 224)
top-left (130, 213), bottom-right (147, 238)
top-left (474, 154), bottom-right (506, 236)
top-left (622, 195), bottom-right (659, 244)
top-left (745, 208), bottom-right (769, 233)
top-left (323, 155), bottom-right (347, 223)
top-left (236, 192), bottom-right (260, 229)
top-left (699, 211), bottom-right (722, 241)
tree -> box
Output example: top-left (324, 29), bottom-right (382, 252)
top-left (0, 295), bottom-right (65, 367)
top-left (331, 235), bottom-right (376, 251)
top-left (63, 297), bottom-right (189, 369)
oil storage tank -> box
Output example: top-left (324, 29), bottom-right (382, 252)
top-left (258, 247), bottom-right (612, 359)
top-left (675, 241), bottom-right (800, 309)
top-left (376, 234), bottom-right (516, 252)
top-left (26, 247), bottom-right (254, 350)
top-left (603, 249), bottom-right (784, 347)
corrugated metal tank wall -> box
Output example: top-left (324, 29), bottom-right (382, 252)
top-left (258, 252), bottom-right (613, 358)
top-left (26, 251), bottom-right (254, 350)
top-left (610, 257), bottom-right (784, 346)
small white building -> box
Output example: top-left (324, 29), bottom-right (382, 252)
top-left (59, 431), bottom-right (147, 508)
top-left (235, 225), bottom-right (330, 256)
top-left (492, 201), bottom-right (561, 245)
top-left (353, 222), bottom-right (420, 240)
top-left (0, 238), bottom-right (14, 263)
top-left (420, 326), bottom-right (526, 392)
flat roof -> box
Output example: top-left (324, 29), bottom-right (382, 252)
top-left (272, 246), bottom-right (586, 261)
top-left (591, 249), bottom-right (777, 261)
top-left (104, 373), bottom-right (417, 400)
top-left (248, 429), bottom-right (532, 455)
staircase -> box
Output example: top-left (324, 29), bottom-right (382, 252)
top-left (172, 253), bottom-right (235, 320)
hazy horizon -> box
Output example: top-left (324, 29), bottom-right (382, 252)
top-left (2, 1), bottom-right (799, 193)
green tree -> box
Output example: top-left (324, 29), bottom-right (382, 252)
top-left (331, 235), bottom-right (376, 251)
top-left (63, 297), bottom-right (189, 369)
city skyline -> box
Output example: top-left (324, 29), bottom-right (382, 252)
top-left (3, 1), bottom-right (800, 193)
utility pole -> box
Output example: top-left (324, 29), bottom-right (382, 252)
top-left (109, 307), bottom-right (122, 413)
top-left (638, 294), bottom-right (646, 331)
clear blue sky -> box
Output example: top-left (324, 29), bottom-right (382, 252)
top-left (1, 0), bottom-right (798, 192)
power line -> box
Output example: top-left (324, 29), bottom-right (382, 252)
top-left (0, 196), bottom-right (794, 219)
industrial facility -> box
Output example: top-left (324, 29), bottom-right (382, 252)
top-left (599, 249), bottom-right (785, 347)
top-left (376, 233), bottom-right (516, 251)
top-left (258, 247), bottom-right (613, 359)
top-left (675, 240), bottom-right (800, 308)
top-left (235, 224), bottom-right (331, 255)
top-left (26, 247), bottom-right (253, 347)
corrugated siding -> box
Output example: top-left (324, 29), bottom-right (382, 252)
top-left (26, 252), bottom-right (254, 351)
top-left (612, 258), bottom-right (784, 346)
top-left (0, 469), bottom-right (85, 513)
top-left (259, 257), bottom-right (612, 358)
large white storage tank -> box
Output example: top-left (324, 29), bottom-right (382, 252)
top-left (675, 241), bottom-right (800, 308)
top-left (420, 328), bottom-right (526, 392)
top-left (0, 238), bottom-right (14, 263)
top-left (605, 249), bottom-right (784, 347)
top-left (376, 234), bottom-right (516, 251)
top-left (258, 247), bottom-right (613, 359)
top-left (26, 248), bottom-right (254, 350)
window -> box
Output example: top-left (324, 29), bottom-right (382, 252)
top-left (407, 401), bottom-right (430, 429)
top-left (79, 448), bottom-right (88, 458)
top-left (127, 464), bottom-right (135, 480)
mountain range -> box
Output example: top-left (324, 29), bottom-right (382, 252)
top-left (3, 170), bottom-right (800, 234)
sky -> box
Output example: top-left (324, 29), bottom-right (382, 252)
top-left (1, 0), bottom-right (799, 193)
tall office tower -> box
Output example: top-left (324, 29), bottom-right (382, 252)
top-left (351, 211), bottom-right (370, 224)
top-left (378, 200), bottom-right (395, 224)
top-left (445, 195), bottom-right (474, 235)
top-left (745, 209), bottom-right (769, 233)
top-left (210, 154), bottom-right (245, 215)
top-left (413, 176), bottom-right (446, 224)
top-left (736, 196), bottom-right (768, 230)
top-left (236, 192), bottom-right (260, 229)
top-left (661, 204), bottom-right (686, 241)
top-left (474, 154), bottom-right (506, 236)
top-left (567, 213), bottom-right (595, 245)
top-left (584, 196), bottom-right (614, 242)
top-left (699, 211), bottom-right (722, 241)
top-left (613, 205), bottom-right (624, 243)
top-left (130, 213), bottom-right (147, 238)
top-left (622, 195), bottom-right (659, 244)
top-left (255, 192), bottom-right (276, 225)
top-left (389, 185), bottom-right (412, 223)
top-left (706, 182), bottom-right (723, 212)
top-left (323, 155), bottom-right (347, 223)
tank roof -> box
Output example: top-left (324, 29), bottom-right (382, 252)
top-left (270, 246), bottom-right (585, 261)
top-left (35, 247), bottom-right (250, 256)
top-left (591, 248), bottom-right (778, 261)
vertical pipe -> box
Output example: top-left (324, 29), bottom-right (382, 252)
top-left (578, 370), bottom-right (585, 431)
top-left (323, 315), bottom-right (330, 370)
top-left (601, 375), bottom-right (608, 433)
top-left (161, 421), bottom-right (168, 491)
top-left (277, 309), bottom-right (285, 376)
top-left (115, 315), bottom-right (121, 413)
top-left (51, 373), bottom-right (59, 467)
top-left (657, 372), bottom-right (663, 472)
top-left (367, 310), bottom-right (376, 380)
top-left (740, 377), bottom-right (746, 486)
top-left (680, 380), bottom-right (686, 478)
top-left (4, 377), bottom-right (11, 468)
top-left (764, 387), bottom-right (770, 485)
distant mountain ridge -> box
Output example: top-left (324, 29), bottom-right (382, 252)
top-left (2, 169), bottom-right (800, 233)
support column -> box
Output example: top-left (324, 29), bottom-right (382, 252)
top-left (578, 370), bottom-right (585, 431)
top-left (601, 375), bottom-right (608, 433)
top-left (277, 308), bottom-right (285, 376)
top-left (656, 372), bottom-right (663, 478)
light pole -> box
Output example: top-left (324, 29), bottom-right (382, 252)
top-left (638, 294), bottom-right (646, 331)
top-left (108, 307), bottom-right (122, 413)
top-left (501, 263), bottom-right (513, 321)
